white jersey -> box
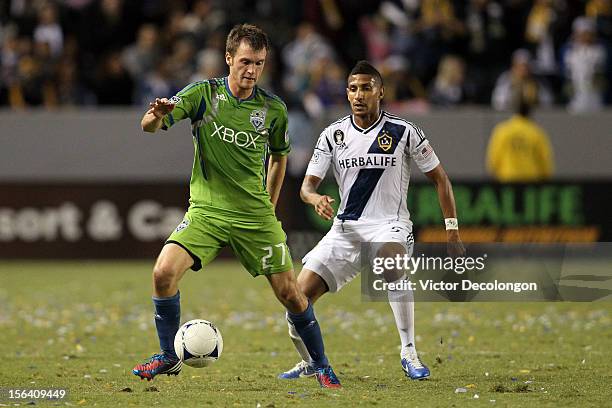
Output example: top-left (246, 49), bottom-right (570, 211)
top-left (306, 111), bottom-right (439, 224)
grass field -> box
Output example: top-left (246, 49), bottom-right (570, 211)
top-left (1, 260), bottom-right (611, 407)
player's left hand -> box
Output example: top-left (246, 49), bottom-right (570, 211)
top-left (446, 230), bottom-right (465, 257)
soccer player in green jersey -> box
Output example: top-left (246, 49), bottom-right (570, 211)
top-left (132, 24), bottom-right (341, 388)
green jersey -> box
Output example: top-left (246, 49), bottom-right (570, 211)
top-left (162, 77), bottom-right (290, 218)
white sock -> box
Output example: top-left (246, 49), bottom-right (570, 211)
top-left (387, 284), bottom-right (416, 359)
top-left (287, 314), bottom-right (312, 364)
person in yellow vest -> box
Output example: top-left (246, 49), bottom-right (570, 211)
top-left (486, 99), bottom-right (554, 182)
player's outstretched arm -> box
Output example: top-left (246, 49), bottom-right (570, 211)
top-left (300, 175), bottom-right (335, 221)
top-left (141, 98), bottom-right (176, 132)
top-left (267, 154), bottom-right (288, 208)
top-left (425, 164), bottom-right (465, 257)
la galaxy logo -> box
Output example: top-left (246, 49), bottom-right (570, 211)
top-left (377, 130), bottom-right (393, 152)
top-left (250, 109), bottom-right (266, 132)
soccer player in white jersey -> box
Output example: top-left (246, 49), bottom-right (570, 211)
top-left (278, 61), bottom-right (464, 380)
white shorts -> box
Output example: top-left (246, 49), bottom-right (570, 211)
top-left (302, 220), bottom-right (414, 293)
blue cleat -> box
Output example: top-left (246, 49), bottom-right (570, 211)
top-left (278, 360), bottom-right (316, 379)
top-left (315, 365), bottom-right (342, 388)
top-left (132, 353), bottom-right (182, 381)
top-left (401, 350), bottom-right (430, 380)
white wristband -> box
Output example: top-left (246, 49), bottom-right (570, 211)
top-left (445, 218), bottom-right (458, 230)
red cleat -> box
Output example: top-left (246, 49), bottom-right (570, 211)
top-left (132, 353), bottom-right (182, 380)
top-left (315, 366), bottom-right (342, 389)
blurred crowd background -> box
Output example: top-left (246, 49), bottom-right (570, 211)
top-left (0, 0), bottom-right (610, 116)
top-left (1, 1), bottom-right (611, 255)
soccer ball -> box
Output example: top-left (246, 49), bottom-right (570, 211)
top-left (174, 319), bottom-right (223, 368)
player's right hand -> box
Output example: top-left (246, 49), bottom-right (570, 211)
top-left (148, 97), bottom-right (176, 118)
top-left (446, 231), bottom-right (465, 257)
top-left (314, 195), bottom-right (335, 221)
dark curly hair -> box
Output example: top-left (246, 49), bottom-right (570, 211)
top-left (349, 60), bottom-right (383, 86)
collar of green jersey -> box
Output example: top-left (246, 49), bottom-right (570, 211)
top-left (224, 76), bottom-right (258, 103)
